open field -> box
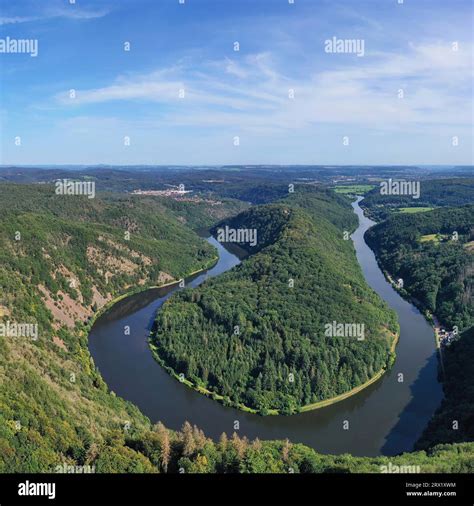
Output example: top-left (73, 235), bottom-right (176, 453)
top-left (419, 233), bottom-right (447, 244)
top-left (332, 184), bottom-right (375, 195)
top-left (397, 207), bottom-right (434, 214)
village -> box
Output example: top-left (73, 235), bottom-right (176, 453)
top-left (385, 273), bottom-right (457, 350)
top-left (131, 187), bottom-right (223, 205)
top-left (436, 327), bottom-right (458, 347)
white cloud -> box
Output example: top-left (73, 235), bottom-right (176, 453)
top-left (224, 58), bottom-right (248, 79)
top-left (0, 6), bottom-right (108, 25)
top-left (52, 40), bottom-right (472, 138)
top-left (0, 16), bottom-right (38, 25)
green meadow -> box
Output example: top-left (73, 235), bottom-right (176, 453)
top-left (397, 207), bottom-right (434, 214)
top-left (332, 184), bottom-right (375, 195)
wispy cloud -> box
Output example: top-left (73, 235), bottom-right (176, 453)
top-left (54, 40), bottom-right (473, 135)
top-left (2, 0), bottom-right (472, 165)
top-left (0, 16), bottom-right (38, 25)
top-left (0, 5), bottom-right (109, 25)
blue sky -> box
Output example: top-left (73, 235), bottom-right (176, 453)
top-left (0, 0), bottom-right (472, 165)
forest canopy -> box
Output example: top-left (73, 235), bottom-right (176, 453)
top-left (151, 188), bottom-right (398, 414)
top-left (361, 178), bottom-right (474, 221)
top-left (366, 205), bottom-right (474, 332)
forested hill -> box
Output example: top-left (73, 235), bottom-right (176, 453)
top-left (1, 182), bottom-right (474, 474)
top-left (365, 205), bottom-right (474, 331)
top-left (152, 188), bottom-right (398, 415)
top-left (361, 178), bottom-right (474, 221)
top-left (0, 184), bottom-right (217, 328)
top-left (279, 187), bottom-right (359, 232)
top-left (0, 182), bottom-right (247, 232)
top-left (416, 326), bottom-right (474, 451)
top-left (0, 183), bottom-right (216, 470)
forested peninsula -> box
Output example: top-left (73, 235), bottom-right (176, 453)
top-left (151, 189), bottom-right (399, 414)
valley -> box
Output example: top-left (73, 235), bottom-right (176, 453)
top-left (0, 171), bottom-right (472, 474)
top-left (88, 194), bottom-right (444, 457)
top-left (1, 0), bottom-right (473, 501)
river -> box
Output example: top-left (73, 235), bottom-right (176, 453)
top-left (88, 198), bottom-right (443, 457)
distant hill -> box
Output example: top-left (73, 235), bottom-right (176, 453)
top-left (361, 178), bottom-right (474, 221)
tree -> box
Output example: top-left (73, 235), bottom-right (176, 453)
top-left (181, 421), bottom-right (196, 457)
top-left (159, 430), bottom-right (171, 473)
top-left (232, 432), bottom-right (248, 460)
top-left (282, 439), bottom-right (291, 462)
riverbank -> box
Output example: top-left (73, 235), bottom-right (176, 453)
top-left (147, 198), bottom-right (401, 417)
top-left (359, 203), bottom-right (446, 361)
top-left (373, 255), bottom-right (443, 337)
top-left (85, 255), bottom-right (219, 331)
top-left (149, 329), bottom-right (399, 416)
top-left (301, 330), bottom-right (399, 412)
top-left (88, 200), bottom-right (442, 456)
top-left (148, 340), bottom-right (265, 414)
top-left (374, 261), bottom-right (447, 376)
